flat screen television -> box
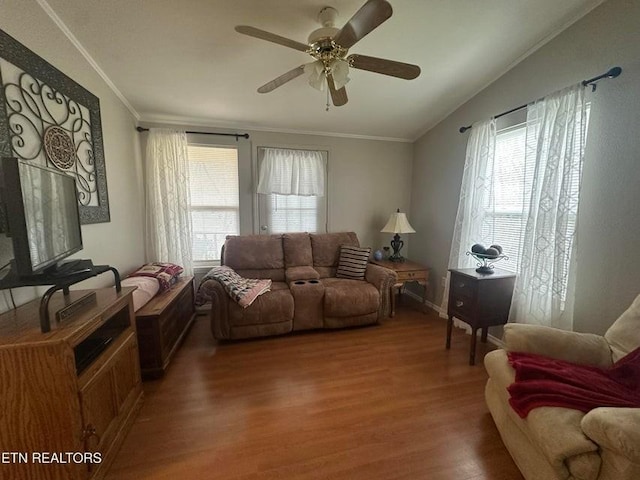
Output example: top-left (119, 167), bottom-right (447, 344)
top-left (2, 157), bottom-right (83, 277)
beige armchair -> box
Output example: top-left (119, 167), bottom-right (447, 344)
top-left (484, 294), bottom-right (640, 480)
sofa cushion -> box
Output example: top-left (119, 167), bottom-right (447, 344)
top-left (224, 234), bottom-right (284, 270)
top-left (322, 278), bottom-right (379, 317)
top-left (336, 245), bottom-right (371, 280)
top-left (310, 232), bottom-right (359, 268)
top-left (285, 266), bottom-right (320, 283)
top-left (314, 266), bottom-right (336, 278)
top-left (228, 282), bottom-right (293, 326)
top-left (283, 232), bottom-right (313, 267)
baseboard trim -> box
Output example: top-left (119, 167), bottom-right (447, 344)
top-left (402, 290), bottom-right (503, 348)
top-left (402, 290), bottom-right (445, 315)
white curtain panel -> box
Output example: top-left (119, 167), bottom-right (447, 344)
top-left (509, 84), bottom-right (587, 329)
top-left (145, 129), bottom-right (193, 276)
top-left (257, 147), bottom-right (325, 196)
top-left (440, 118), bottom-right (497, 322)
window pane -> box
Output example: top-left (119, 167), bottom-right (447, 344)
top-left (491, 126), bottom-right (531, 213)
top-left (269, 194), bottom-right (319, 233)
top-left (481, 124), bottom-right (529, 273)
top-left (188, 146), bottom-right (239, 207)
top-left (187, 145), bottom-right (240, 262)
top-left (191, 209), bottom-right (238, 261)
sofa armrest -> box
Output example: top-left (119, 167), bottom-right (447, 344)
top-left (582, 408), bottom-right (640, 464)
top-left (503, 323), bottom-right (612, 367)
top-left (365, 263), bottom-right (398, 319)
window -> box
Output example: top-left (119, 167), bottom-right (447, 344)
top-left (481, 123), bottom-right (531, 273)
top-left (257, 147), bottom-right (327, 234)
top-left (187, 145), bottom-right (239, 263)
top-left (482, 105), bottom-right (589, 299)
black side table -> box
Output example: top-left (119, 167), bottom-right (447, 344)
top-left (446, 268), bottom-right (516, 365)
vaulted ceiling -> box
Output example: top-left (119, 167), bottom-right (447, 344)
top-left (45, 0), bottom-right (604, 140)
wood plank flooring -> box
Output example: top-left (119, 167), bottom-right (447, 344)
top-left (106, 300), bottom-right (523, 480)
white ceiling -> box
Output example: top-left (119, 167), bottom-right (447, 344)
top-left (44, 0), bottom-right (604, 141)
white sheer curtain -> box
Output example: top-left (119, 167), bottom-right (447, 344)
top-left (442, 84), bottom-right (587, 330)
top-left (257, 147), bottom-right (325, 196)
top-left (145, 129), bottom-right (193, 275)
top-left (510, 84), bottom-right (587, 329)
top-left (440, 119), bottom-right (496, 324)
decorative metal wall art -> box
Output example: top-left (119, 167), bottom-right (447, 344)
top-left (0, 28), bottom-right (110, 225)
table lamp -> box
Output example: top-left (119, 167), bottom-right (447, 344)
top-left (381, 209), bottom-right (416, 262)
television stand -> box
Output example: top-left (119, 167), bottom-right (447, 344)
top-left (0, 265), bottom-right (121, 333)
top-left (46, 259), bottom-right (95, 277)
top-left (0, 287), bottom-right (143, 480)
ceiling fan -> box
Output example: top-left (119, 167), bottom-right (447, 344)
top-left (235, 0), bottom-right (421, 107)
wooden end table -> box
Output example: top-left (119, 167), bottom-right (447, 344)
top-left (371, 259), bottom-right (430, 317)
top-left (446, 268), bottom-right (516, 365)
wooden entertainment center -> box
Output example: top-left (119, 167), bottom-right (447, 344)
top-left (0, 287), bottom-right (143, 480)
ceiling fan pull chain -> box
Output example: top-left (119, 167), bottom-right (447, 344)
top-left (326, 88), bottom-right (330, 111)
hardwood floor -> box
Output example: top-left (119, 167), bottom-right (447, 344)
top-left (106, 300), bottom-right (523, 480)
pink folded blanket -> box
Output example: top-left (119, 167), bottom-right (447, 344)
top-left (196, 266), bottom-right (271, 308)
top-left (507, 346), bottom-right (640, 418)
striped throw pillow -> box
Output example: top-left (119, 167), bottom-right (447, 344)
top-left (336, 245), bottom-right (371, 280)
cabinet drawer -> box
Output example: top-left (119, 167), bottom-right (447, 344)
top-left (449, 295), bottom-right (475, 319)
top-left (450, 275), bottom-right (475, 298)
top-left (397, 270), bottom-right (427, 283)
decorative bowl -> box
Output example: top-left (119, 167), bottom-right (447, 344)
top-left (466, 251), bottom-right (509, 274)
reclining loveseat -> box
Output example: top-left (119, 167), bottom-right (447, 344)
top-left (201, 232), bottom-right (397, 340)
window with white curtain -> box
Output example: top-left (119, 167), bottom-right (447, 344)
top-left (187, 145), bottom-right (239, 263)
top-left (482, 106), bottom-right (589, 296)
top-left (257, 147), bottom-right (327, 234)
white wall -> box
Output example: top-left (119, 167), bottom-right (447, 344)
top-left (140, 122), bottom-right (414, 255)
top-left (0, 0), bottom-right (144, 312)
top-left (411, 0), bottom-right (640, 334)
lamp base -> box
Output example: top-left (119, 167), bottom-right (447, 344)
top-left (389, 234), bottom-right (405, 262)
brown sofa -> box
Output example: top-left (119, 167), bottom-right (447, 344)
top-left (203, 232), bottom-right (397, 340)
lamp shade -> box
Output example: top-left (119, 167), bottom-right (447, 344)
top-left (381, 210), bottom-right (416, 234)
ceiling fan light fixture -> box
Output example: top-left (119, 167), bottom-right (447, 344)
top-left (305, 61), bottom-right (327, 91)
top-left (331, 59), bottom-right (350, 90)
top-left (236, 0), bottom-right (421, 107)
top-left (304, 59), bottom-right (350, 92)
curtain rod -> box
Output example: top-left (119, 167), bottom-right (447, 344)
top-left (136, 126), bottom-right (250, 140)
top-left (458, 66), bottom-right (622, 133)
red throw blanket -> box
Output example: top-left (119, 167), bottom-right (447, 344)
top-left (507, 346), bottom-right (640, 418)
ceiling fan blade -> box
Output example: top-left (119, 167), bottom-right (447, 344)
top-left (348, 54), bottom-right (421, 80)
top-left (235, 25), bottom-right (309, 52)
top-left (333, 0), bottom-right (393, 50)
top-left (327, 74), bottom-right (348, 106)
top-left (257, 65), bottom-right (307, 93)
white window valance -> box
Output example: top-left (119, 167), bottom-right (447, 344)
top-left (257, 147), bottom-right (326, 196)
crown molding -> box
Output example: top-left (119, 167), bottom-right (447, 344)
top-left (139, 114), bottom-right (413, 143)
top-left (36, 0), bottom-right (140, 120)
